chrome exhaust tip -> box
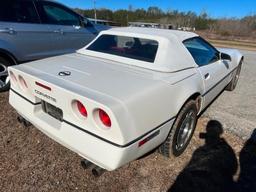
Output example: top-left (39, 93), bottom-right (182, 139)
top-left (81, 159), bottom-right (93, 169)
top-left (17, 116), bottom-right (31, 127)
top-left (92, 166), bottom-right (105, 177)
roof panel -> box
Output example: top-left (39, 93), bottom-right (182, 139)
top-left (77, 27), bottom-right (198, 72)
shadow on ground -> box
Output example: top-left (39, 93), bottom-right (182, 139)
top-left (237, 129), bottom-right (256, 192)
top-left (169, 120), bottom-right (256, 192)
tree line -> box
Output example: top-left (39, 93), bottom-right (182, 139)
top-left (74, 7), bottom-right (256, 37)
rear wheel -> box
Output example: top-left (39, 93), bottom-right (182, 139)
top-left (159, 100), bottom-right (198, 158)
top-left (0, 57), bottom-right (11, 92)
top-left (226, 61), bottom-right (242, 91)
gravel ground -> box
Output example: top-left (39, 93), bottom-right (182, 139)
top-left (1, 91), bottom-right (255, 192)
top-left (204, 50), bottom-right (256, 140)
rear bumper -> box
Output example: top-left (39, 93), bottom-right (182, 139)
top-left (9, 90), bottom-right (174, 171)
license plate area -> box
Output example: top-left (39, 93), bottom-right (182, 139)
top-left (42, 101), bottom-right (63, 121)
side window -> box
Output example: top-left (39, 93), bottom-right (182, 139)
top-left (0, 1), bottom-right (40, 23)
top-left (183, 37), bottom-right (219, 66)
top-left (37, 2), bottom-right (80, 26)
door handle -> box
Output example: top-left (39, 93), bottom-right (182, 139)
top-left (53, 29), bottom-right (64, 35)
top-left (0, 28), bottom-right (16, 34)
top-left (204, 73), bottom-right (210, 80)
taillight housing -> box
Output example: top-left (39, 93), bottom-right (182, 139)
top-left (76, 100), bottom-right (88, 118)
top-left (18, 75), bottom-right (28, 90)
top-left (98, 109), bottom-right (111, 128)
top-left (9, 71), bottom-right (17, 83)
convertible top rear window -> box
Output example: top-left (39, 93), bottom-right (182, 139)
top-left (87, 35), bottom-right (159, 63)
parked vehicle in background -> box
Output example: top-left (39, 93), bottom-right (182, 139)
top-left (0, 0), bottom-right (109, 92)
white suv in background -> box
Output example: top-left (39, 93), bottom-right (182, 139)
top-left (0, 0), bottom-right (109, 91)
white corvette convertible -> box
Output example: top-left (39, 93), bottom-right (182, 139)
top-left (8, 27), bottom-right (243, 172)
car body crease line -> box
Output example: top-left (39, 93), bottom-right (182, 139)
top-left (171, 73), bottom-right (196, 85)
top-left (10, 88), bottom-right (41, 105)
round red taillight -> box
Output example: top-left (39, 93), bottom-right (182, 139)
top-left (99, 109), bottom-right (111, 127)
top-left (18, 76), bottom-right (28, 90)
top-left (76, 101), bottom-right (87, 117)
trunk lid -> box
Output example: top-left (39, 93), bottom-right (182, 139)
top-left (22, 53), bottom-right (164, 101)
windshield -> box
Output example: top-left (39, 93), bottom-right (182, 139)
top-left (87, 34), bottom-right (159, 63)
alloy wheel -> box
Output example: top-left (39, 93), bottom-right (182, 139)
top-left (176, 110), bottom-right (196, 150)
top-left (0, 63), bottom-right (9, 89)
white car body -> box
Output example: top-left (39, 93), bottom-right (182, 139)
top-left (8, 27), bottom-right (243, 171)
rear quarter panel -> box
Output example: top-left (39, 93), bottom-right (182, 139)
top-left (115, 68), bottom-right (204, 144)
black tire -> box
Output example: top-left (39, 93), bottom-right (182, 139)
top-left (226, 61), bottom-right (242, 91)
top-left (0, 56), bottom-right (11, 92)
top-left (159, 100), bottom-right (198, 158)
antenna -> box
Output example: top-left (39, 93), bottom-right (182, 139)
top-left (93, 0), bottom-right (97, 23)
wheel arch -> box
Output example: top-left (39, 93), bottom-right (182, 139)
top-left (235, 52), bottom-right (244, 66)
top-left (180, 92), bottom-right (202, 115)
top-left (0, 49), bottom-right (18, 66)
top-left (159, 92), bottom-right (201, 157)
top-left (170, 92), bottom-right (202, 135)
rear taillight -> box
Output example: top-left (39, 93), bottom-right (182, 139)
top-left (72, 101), bottom-right (112, 129)
top-left (98, 109), bottom-right (111, 127)
top-left (18, 75), bottom-right (28, 90)
top-left (76, 101), bottom-right (88, 117)
top-left (9, 71), bottom-right (17, 83)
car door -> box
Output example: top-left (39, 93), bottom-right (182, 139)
top-left (35, 1), bottom-right (97, 54)
top-left (183, 37), bottom-right (232, 107)
top-left (0, 0), bottom-right (56, 62)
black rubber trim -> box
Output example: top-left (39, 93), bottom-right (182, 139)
top-left (63, 116), bottom-right (176, 148)
top-left (202, 66), bottom-right (237, 97)
top-left (10, 88), bottom-right (41, 105)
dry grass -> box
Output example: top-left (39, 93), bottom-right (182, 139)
top-left (197, 30), bottom-right (256, 51)
top-left (208, 39), bottom-right (256, 51)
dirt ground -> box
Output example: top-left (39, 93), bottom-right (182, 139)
top-left (0, 92), bottom-right (255, 192)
